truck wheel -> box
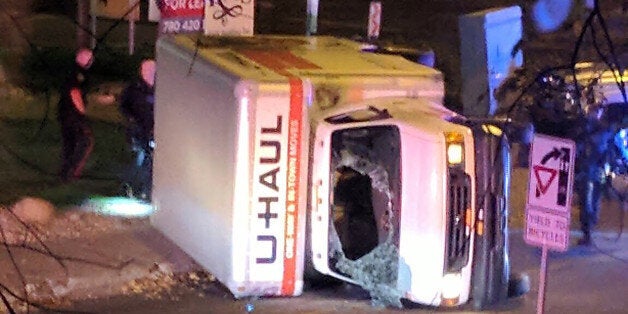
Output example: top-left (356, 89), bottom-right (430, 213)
top-left (508, 272), bottom-right (530, 298)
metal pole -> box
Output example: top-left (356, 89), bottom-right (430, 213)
top-left (90, 13), bottom-right (97, 49)
top-left (128, 0), bottom-right (139, 55)
top-left (77, 0), bottom-right (91, 48)
top-left (536, 245), bottom-right (548, 314)
top-left (306, 0), bottom-right (319, 36)
top-left (129, 18), bottom-right (135, 55)
top-left (367, 1), bottom-right (382, 41)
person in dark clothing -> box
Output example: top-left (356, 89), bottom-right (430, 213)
top-left (120, 59), bottom-right (155, 150)
top-left (119, 59), bottom-right (156, 199)
top-left (574, 103), bottom-right (617, 246)
top-left (57, 48), bottom-right (95, 182)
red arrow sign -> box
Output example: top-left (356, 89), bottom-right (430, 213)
top-left (533, 165), bottom-right (557, 196)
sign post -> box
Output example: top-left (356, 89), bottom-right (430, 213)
top-left (90, 0), bottom-right (140, 53)
top-left (306, 0), bottom-right (319, 36)
top-left (367, 1), bottom-right (382, 41)
top-left (524, 134), bottom-right (576, 314)
top-left (128, 0), bottom-right (140, 55)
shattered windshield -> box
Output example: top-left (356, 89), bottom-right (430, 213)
top-left (327, 125), bottom-right (403, 308)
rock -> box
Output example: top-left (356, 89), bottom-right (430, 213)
top-left (149, 262), bottom-right (174, 277)
top-left (11, 197), bottom-right (56, 225)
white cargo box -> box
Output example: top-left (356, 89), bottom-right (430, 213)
top-left (151, 35), bottom-right (445, 298)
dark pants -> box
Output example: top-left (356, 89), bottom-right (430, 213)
top-left (576, 179), bottom-right (602, 236)
top-left (123, 124), bottom-right (153, 200)
top-left (60, 118), bottom-right (94, 181)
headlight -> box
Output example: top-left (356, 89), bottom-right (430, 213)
top-left (441, 273), bottom-right (462, 305)
top-left (445, 132), bottom-right (465, 166)
top-left (447, 143), bottom-right (463, 164)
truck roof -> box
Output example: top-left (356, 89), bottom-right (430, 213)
top-left (165, 35), bottom-right (443, 81)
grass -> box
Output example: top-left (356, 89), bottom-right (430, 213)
top-left (0, 91), bottom-right (134, 208)
top-left (0, 11), bottom-right (156, 209)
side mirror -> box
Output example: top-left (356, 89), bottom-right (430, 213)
top-left (456, 113), bottom-right (535, 145)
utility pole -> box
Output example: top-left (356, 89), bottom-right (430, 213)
top-left (306, 0), bottom-right (318, 36)
top-left (77, 0), bottom-right (91, 49)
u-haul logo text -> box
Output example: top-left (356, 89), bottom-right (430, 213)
top-left (250, 95), bottom-right (291, 284)
top-left (255, 114), bottom-right (284, 265)
top-left (249, 81), bottom-right (303, 295)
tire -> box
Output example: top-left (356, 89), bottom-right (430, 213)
top-left (470, 128), bottom-right (511, 310)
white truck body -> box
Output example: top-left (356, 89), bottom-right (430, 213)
top-left (152, 35), bottom-right (478, 306)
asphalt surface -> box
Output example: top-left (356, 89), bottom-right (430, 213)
top-left (58, 231), bottom-right (628, 314)
top-left (9, 167), bottom-right (623, 314)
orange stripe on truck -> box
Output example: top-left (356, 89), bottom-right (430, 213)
top-left (276, 51), bottom-right (320, 70)
top-left (281, 78), bottom-right (303, 295)
top-left (242, 48), bottom-right (312, 295)
top-left (240, 50), bottom-right (321, 76)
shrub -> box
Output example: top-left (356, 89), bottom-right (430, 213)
top-left (19, 44), bottom-right (154, 95)
top-left (20, 46), bottom-right (75, 95)
top-left (91, 44), bottom-right (155, 82)
top-left (31, 0), bottom-right (76, 16)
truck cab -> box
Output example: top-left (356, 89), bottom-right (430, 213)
top-left (308, 97), bottom-right (476, 306)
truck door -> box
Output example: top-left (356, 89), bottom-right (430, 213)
top-left (308, 108), bottom-right (401, 284)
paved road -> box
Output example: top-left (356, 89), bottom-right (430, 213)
top-left (62, 231), bottom-right (628, 314)
top-left (57, 167), bottom-right (627, 314)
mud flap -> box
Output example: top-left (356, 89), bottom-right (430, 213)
top-left (470, 128), bottom-right (511, 309)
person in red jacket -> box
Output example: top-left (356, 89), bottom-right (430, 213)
top-left (57, 48), bottom-right (95, 183)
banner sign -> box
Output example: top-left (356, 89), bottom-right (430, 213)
top-left (204, 0), bottom-right (254, 36)
top-left (158, 0), bottom-right (205, 34)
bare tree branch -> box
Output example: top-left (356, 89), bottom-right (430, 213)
top-left (5, 205), bottom-right (69, 274)
top-left (0, 288), bottom-right (17, 314)
top-left (0, 282), bottom-right (92, 314)
top-left (0, 224), bottom-right (30, 313)
top-left (2, 243), bottom-right (134, 270)
top-left (0, 206), bottom-right (132, 313)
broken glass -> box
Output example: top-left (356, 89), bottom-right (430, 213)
top-left (328, 126), bottom-right (404, 308)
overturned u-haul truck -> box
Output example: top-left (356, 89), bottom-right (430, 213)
top-left (151, 35), bottom-right (512, 309)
